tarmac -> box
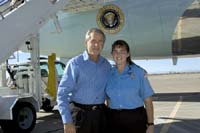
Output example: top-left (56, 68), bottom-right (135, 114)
top-left (0, 72), bottom-right (200, 133)
top-left (150, 73), bottom-right (200, 133)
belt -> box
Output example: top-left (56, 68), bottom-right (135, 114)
top-left (109, 106), bottom-right (144, 112)
top-left (72, 101), bottom-right (105, 111)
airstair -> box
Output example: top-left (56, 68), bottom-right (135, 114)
top-left (0, 0), bottom-right (69, 64)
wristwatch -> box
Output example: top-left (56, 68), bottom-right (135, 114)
top-left (147, 122), bottom-right (154, 126)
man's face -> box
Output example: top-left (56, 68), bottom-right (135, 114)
top-left (85, 32), bottom-right (104, 56)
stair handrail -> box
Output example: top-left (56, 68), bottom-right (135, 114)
top-left (0, 0), bottom-right (24, 20)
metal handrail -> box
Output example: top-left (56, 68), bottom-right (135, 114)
top-left (0, 0), bottom-right (25, 20)
top-left (0, 0), bottom-right (10, 6)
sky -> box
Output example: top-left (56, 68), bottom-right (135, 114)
top-left (134, 57), bottom-right (200, 74)
top-left (8, 51), bottom-right (200, 74)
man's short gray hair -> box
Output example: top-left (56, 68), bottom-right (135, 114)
top-left (85, 28), bottom-right (106, 43)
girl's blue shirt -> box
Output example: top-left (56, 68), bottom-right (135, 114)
top-left (106, 63), bottom-right (154, 109)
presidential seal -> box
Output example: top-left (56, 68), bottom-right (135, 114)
top-left (96, 4), bottom-right (124, 34)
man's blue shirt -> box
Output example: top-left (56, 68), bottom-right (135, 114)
top-left (57, 51), bottom-right (111, 123)
top-left (106, 63), bottom-right (154, 109)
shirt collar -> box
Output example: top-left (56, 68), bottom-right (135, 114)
top-left (82, 50), bottom-right (104, 64)
top-left (83, 50), bottom-right (90, 61)
top-left (113, 64), bottom-right (130, 75)
top-left (123, 64), bottom-right (130, 73)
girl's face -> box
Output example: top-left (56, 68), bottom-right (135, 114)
top-left (112, 45), bottom-right (130, 66)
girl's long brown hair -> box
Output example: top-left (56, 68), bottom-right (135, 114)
top-left (111, 40), bottom-right (133, 65)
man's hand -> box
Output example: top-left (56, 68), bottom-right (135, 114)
top-left (64, 123), bottom-right (76, 133)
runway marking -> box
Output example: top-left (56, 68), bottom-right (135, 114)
top-left (160, 96), bottom-right (183, 133)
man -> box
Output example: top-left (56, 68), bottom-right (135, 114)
top-left (57, 28), bottom-right (111, 133)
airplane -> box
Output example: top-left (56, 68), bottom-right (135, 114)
top-left (16, 0), bottom-right (200, 65)
top-left (0, 0), bottom-right (199, 65)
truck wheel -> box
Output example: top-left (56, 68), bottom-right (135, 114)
top-left (1, 102), bottom-right (36, 133)
top-left (42, 98), bottom-right (54, 112)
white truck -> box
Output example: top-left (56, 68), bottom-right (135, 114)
top-left (7, 57), bottom-right (65, 112)
top-left (0, 48), bottom-right (66, 133)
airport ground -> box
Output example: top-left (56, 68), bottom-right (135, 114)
top-left (1, 72), bottom-right (200, 133)
top-left (150, 72), bottom-right (200, 133)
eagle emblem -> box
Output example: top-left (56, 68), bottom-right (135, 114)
top-left (96, 4), bottom-right (124, 34)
